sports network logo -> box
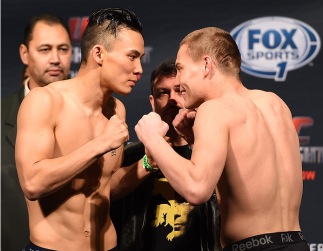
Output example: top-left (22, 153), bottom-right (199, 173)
top-left (230, 17), bottom-right (321, 81)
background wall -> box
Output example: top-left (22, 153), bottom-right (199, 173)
top-left (2, 0), bottom-right (322, 249)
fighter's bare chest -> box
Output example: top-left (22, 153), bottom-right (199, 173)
top-left (54, 106), bottom-right (110, 151)
top-left (53, 109), bottom-right (122, 185)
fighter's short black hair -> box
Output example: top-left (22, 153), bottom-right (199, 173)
top-left (81, 7), bottom-right (142, 63)
top-left (150, 58), bottom-right (177, 95)
top-left (24, 14), bottom-right (70, 48)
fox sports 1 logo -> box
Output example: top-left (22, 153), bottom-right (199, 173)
top-left (230, 16), bottom-right (321, 81)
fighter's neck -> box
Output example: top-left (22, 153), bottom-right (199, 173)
top-left (71, 68), bottom-right (113, 111)
top-left (207, 77), bottom-right (244, 100)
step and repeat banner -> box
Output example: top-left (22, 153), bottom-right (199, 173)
top-left (2, 0), bottom-right (322, 249)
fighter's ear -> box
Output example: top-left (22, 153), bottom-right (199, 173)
top-left (92, 45), bottom-right (104, 65)
top-left (203, 56), bottom-right (212, 77)
top-left (19, 44), bottom-right (28, 65)
top-left (149, 95), bottom-right (155, 112)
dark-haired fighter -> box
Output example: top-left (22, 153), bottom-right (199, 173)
top-left (16, 8), bottom-right (145, 251)
top-left (135, 27), bottom-right (309, 250)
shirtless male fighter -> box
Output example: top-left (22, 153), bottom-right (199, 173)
top-left (135, 27), bottom-right (309, 251)
top-left (16, 8), bottom-right (145, 251)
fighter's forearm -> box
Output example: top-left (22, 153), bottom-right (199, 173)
top-left (17, 138), bottom-right (109, 201)
top-left (144, 136), bottom-right (210, 205)
top-left (110, 159), bottom-right (151, 203)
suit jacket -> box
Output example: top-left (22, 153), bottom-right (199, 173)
top-left (1, 86), bottom-right (30, 251)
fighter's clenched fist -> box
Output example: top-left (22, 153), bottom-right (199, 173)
top-left (98, 115), bottom-right (129, 153)
top-left (172, 109), bottom-right (196, 147)
top-left (135, 112), bottom-right (169, 145)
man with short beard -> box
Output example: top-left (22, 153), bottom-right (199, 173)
top-left (1, 14), bottom-right (72, 251)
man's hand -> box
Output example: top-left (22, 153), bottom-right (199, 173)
top-left (135, 112), bottom-right (169, 146)
top-left (172, 109), bottom-right (196, 146)
top-left (98, 115), bottom-right (129, 153)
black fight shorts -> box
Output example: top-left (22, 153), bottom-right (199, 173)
top-left (23, 241), bottom-right (119, 251)
top-left (223, 231), bottom-right (309, 251)
top-left (23, 241), bottom-right (56, 251)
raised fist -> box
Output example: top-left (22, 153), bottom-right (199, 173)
top-left (99, 115), bottom-right (129, 153)
top-left (135, 112), bottom-right (169, 146)
top-left (172, 109), bottom-right (196, 146)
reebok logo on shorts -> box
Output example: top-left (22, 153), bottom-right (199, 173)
top-left (231, 235), bottom-right (273, 251)
top-left (281, 233), bottom-right (293, 243)
top-left (225, 231), bottom-right (307, 251)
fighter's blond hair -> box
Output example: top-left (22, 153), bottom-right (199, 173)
top-left (180, 27), bottom-right (241, 80)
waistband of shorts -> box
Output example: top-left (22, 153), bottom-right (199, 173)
top-left (223, 231), bottom-right (307, 251)
top-left (23, 241), bottom-right (56, 251)
top-left (108, 246), bottom-right (119, 251)
top-left (23, 241), bottom-right (118, 251)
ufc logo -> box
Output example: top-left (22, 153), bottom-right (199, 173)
top-left (69, 17), bottom-right (88, 42)
top-left (293, 117), bottom-right (314, 145)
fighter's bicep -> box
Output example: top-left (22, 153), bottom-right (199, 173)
top-left (191, 102), bottom-right (229, 188)
top-left (16, 89), bottom-right (57, 168)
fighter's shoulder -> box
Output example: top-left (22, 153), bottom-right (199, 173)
top-left (250, 89), bottom-right (283, 103)
top-left (198, 99), bottom-right (233, 115)
top-left (196, 100), bottom-right (233, 126)
top-left (24, 86), bottom-right (52, 103)
top-left (46, 80), bottom-right (71, 96)
top-left (250, 90), bottom-right (290, 113)
top-left (20, 85), bottom-right (63, 114)
top-left (104, 96), bottom-right (126, 119)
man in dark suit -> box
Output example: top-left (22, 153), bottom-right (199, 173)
top-left (1, 14), bottom-right (72, 250)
